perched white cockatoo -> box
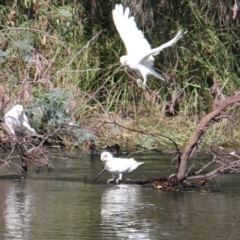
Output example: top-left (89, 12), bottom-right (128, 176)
top-left (101, 151), bottom-right (144, 183)
top-left (112, 4), bottom-right (186, 88)
top-left (4, 104), bottom-right (35, 135)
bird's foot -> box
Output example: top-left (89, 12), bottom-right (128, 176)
top-left (107, 179), bottom-right (115, 184)
top-left (115, 178), bottom-right (123, 184)
top-left (126, 178), bottom-right (133, 183)
top-left (136, 79), bottom-right (146, 89)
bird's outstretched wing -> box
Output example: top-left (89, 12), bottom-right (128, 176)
top-left (140, 29), bottom-right (186, 64)
top-left (112, 4), bottom-right (151, 56)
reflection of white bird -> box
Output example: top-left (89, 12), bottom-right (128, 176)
top-left (4, 184), bottom-right (33, 238)
top-left (101, 186), bottom-right (152, 239)
top-left (112, 4), bottom-right (186, 88)
top-left (4, 104), bottom-right (35, 135)
top-left (101, 152), bottom-right (144, 184)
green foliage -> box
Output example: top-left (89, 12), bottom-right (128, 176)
top-left (0, 0), bottom-right (239, 146)
top-left (33, 89), bottom-right (72, 126)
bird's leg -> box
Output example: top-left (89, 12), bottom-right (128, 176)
top-left (116, 173), bottom-right (123, 184)
top-left (136, 79), bottom-right (143, 88)
top-left (141, 76), bottom-right (147, 89)
top-left (107, 173), bottom-right (116, 184)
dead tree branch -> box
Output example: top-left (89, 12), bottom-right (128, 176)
top-left (177, 95), bottom-right (240, 181)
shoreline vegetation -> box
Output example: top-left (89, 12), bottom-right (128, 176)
top-left (0, 1), bottom-right (239, 148)
top-left (0, 1), bottom-right (240, 188)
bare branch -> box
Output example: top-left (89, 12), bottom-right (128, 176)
top-left (177, 95), bottom-right (240, 181)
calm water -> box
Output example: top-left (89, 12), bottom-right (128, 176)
top-left (0, 150), bottom-right (240, 239)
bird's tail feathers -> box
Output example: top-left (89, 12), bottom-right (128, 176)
top-left (129, 162), bottom-right (144, 172)
top-left (150, 68), bottom-right (165, 81)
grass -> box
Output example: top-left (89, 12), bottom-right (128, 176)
top-left (0, 1), bottom-right (240, 149)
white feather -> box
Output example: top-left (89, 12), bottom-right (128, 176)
top-left (112, 4), bottom-right (151, 57)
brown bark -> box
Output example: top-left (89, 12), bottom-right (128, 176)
top-left (177, 95), bottom-right (240, 180)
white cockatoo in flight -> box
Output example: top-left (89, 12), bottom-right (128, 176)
top-left (100, 151), bottom-right (144, 184)
top-left (4, 104), bottom-right (35, 135)
top-left (112, 4), bottom-right (186, 88)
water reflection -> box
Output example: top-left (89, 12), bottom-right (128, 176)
top-left (100, 182), bottom-right (240, 239)
top-left (4, 182), bottom-right (33, 240)
top-left (100, 185), bottom-right (152, 239)
top-left (0, 152), bottom-right (240, 239)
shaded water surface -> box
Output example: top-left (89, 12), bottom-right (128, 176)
top-left (0, 150), bottom-right (240, 239)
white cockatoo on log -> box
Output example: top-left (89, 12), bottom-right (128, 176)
top-left (112, 4), bottom-right (186, 88)
top-left (101, 151), bottom-right (144, 184)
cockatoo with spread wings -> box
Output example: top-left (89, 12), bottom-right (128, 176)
top-left (112, 4), bottom-right (186, 88)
